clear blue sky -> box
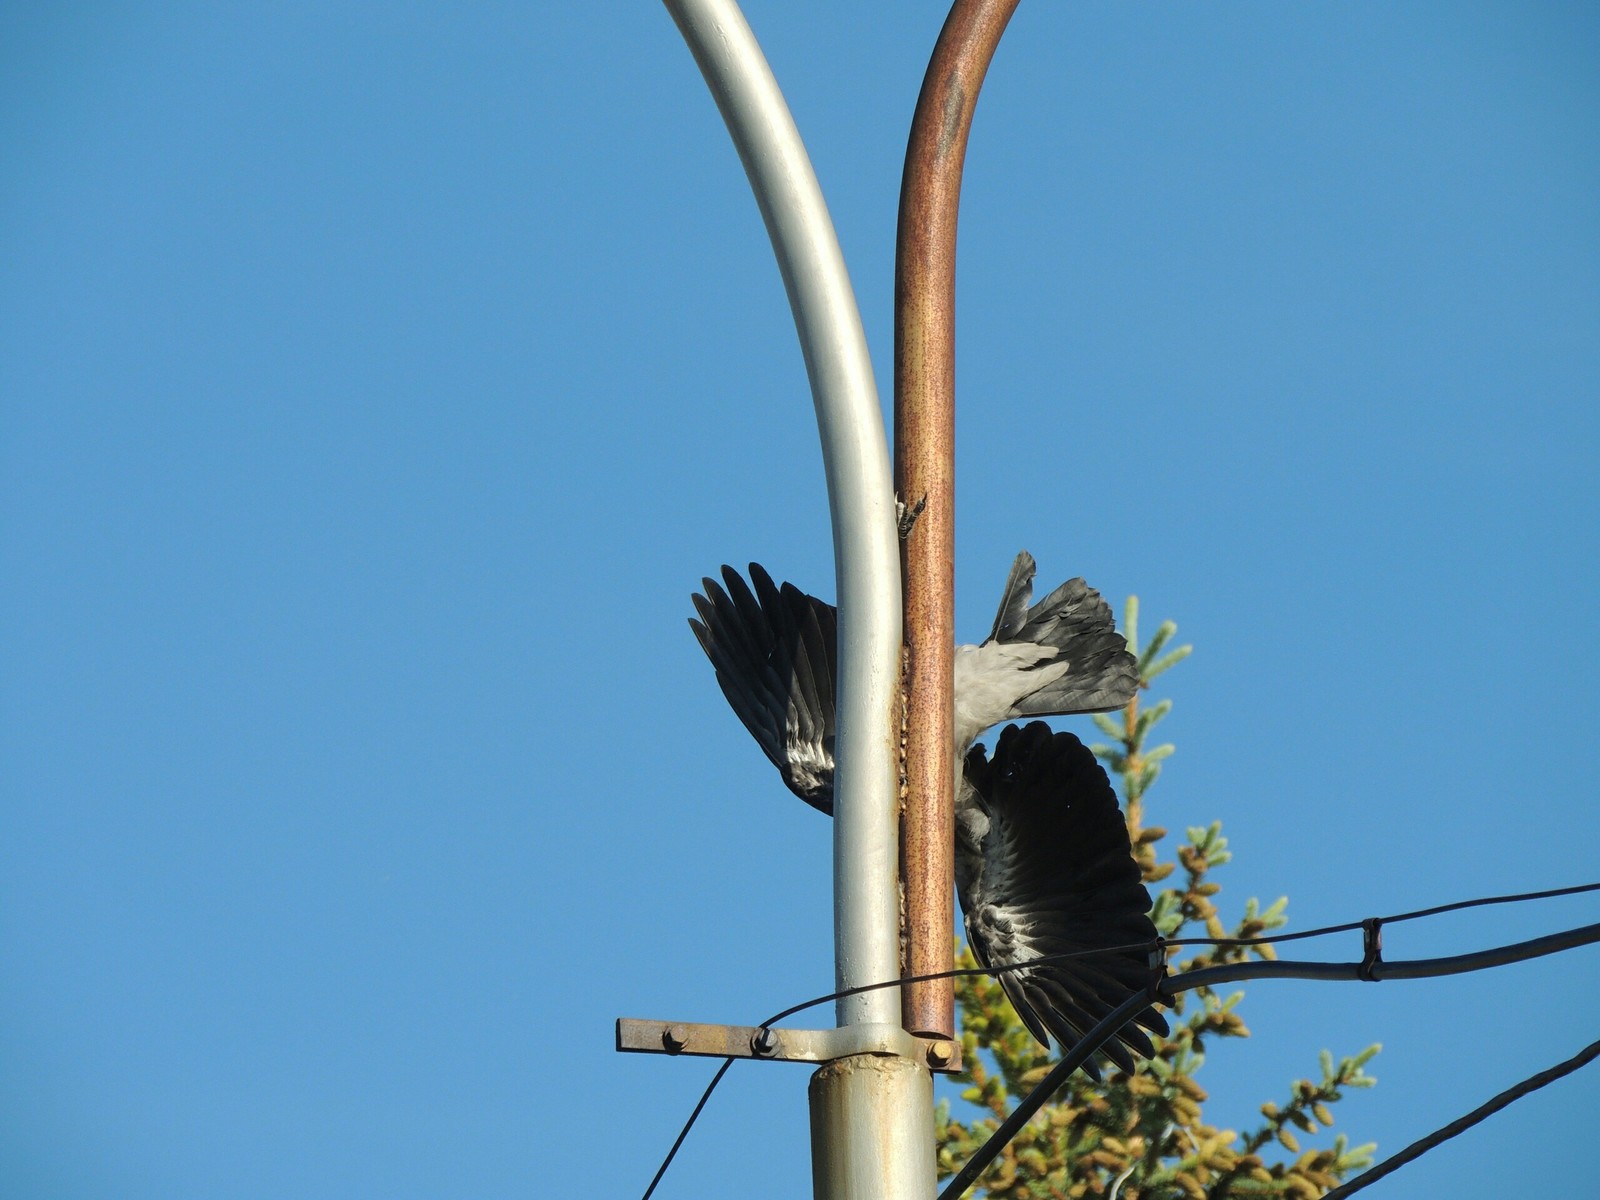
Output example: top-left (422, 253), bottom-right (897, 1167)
top-left (3, 3), bottom-right (1597, 1197)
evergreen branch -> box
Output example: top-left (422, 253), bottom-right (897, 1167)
top-left (937, 602), bottom-right (1378, 1198)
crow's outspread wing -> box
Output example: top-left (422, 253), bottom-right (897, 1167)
top-left (691, 554), bottom-right (1138, 811)
top-left (694, 554), bottom-right (1139, 789)
top-left (689, 564), bottom-right (837, 813)
top-left (958, 721), bottom-right (1168, 1077)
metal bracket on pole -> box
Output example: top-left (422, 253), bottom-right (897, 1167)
top-left (617, 1017), bottom-right (963, 1073)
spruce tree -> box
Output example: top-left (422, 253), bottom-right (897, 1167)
top-left (936, 600), bottom-right (1380, 1198)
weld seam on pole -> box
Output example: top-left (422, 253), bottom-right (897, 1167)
top-left (662, 0), bottom-right (903, 1031)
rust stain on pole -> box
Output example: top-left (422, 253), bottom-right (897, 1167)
top-left (895, 0), bottom-right (1020, 1040)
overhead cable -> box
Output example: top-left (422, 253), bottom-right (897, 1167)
top-left (1320, 1033), bottom-right (1600, 1200)
top-left (633, 883), bottom-right (1600, 1199)
top-left (939, 919), bottom-right (1600, 1200)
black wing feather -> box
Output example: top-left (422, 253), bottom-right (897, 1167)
top-left (1006, 576), bottom-right (1139, 718)
top-left (960, 722), bottom-right (1168, 1078)
top-left (688, 565), bottom-right (837, 813)
top-left (984, 551), bottom-right (1037, 645)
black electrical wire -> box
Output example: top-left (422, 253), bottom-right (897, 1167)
top-left (764, 879), bottom-right (1600, 1028)
top-left (632, 881), bottom-right (1600, 1199)
top-left (1319, 1033), bottom-right (1600, 1200)
top-left (1166, 879), bottom-right (1600, 951)
top-left (635, 946), bottom-right (1144, 1200)
top-left (639, 1057), bottom-right (732, 1200)
top-left (939, 919), bottom-right (1600, 1200)
top-left (1173, 919), bottom-right (1600, 992)
top-left (936, 989), bottom-right (1157, 1200)
top-left (761, 943), bottom-right (1154, 1029)
top-left (1381, 879), bottom-right (1600, 924)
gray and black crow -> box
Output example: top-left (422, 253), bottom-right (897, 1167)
top-left (689, 552), bottom-right (1168, 1076)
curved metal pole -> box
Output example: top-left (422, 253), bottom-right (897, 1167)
top-left (662, 9), bottom-right (926, 1195)
top-left (895, 0), bottom-right (1021, 1040)
top-left (662, 0), bottom-right (902, 1035)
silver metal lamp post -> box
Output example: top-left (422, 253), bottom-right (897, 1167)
top-left (658, 2), bottom-right (930, 1195)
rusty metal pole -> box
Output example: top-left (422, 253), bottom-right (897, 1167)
top-left (896, 0), bottom-right (1021, 1041)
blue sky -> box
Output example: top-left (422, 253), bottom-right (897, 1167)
top-left (3, 3), bottom-right (1597, 1197)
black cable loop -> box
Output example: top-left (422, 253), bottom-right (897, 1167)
top-left (1145, 936), bottom-right (1169, 1007)
top-left (1358, 917), bottom-right (1384, 981)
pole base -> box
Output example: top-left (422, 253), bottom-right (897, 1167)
top-left (809, 1053), bottom-right (934, 1200)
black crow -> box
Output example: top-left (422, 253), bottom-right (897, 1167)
top-left (689, 552), bottom-right (1167, 1075)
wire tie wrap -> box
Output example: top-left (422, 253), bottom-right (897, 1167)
top-left (1148, 936), bottom-right (1170, 1001)
top-left (1359, 917), bottom-right (1384, 981)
